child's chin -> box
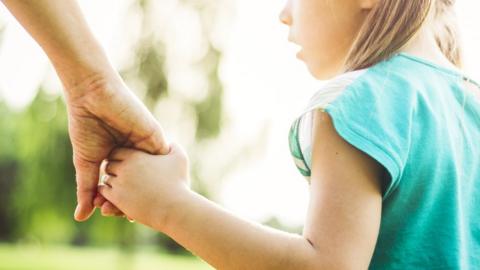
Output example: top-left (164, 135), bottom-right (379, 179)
top-left (307, 64), bottom-right (343, 81)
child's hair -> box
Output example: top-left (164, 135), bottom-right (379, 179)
top-left (344, 0), bottom-right (462, 71)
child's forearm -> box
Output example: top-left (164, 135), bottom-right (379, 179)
top-left (159, 189), bottom-right (319, 270)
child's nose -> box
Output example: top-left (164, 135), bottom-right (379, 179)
top-left (278, 4), bottom-right (292, 25)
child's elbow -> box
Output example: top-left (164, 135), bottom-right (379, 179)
top-left (285, 239), bottom-right (369, 270)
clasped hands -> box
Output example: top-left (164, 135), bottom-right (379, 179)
top-left (67, 74), bottom-right (190, 230)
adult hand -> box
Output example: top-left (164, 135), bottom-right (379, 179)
top-left (0, 0), bottom-right (169, 221)
top-left (65, 73), bottom-right (170, 221)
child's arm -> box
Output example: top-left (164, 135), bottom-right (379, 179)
top-left (99, 111), bottom-right (383, 270)
top-left (163, 188), bottom-right (318, 269)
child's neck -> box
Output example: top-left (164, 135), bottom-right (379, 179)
top-left (399, 24), bottom-right (459, 71)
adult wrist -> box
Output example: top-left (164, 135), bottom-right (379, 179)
top-left (62, 68), bottom-right (125, 106)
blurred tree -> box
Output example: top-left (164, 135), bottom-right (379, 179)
top-left (9, 90), bottom-right (82, 244)
top-left (107, 0), bottom-right (274, 255)
top-left (1, 90), bottom-right (137, 247)
top-left (119, 0), bottom-right (228, 254)
top-left (0, 102), bottom-right (17, 242)
top-left (0, 0), bottom-right (275, 262)
top-left (0, 0), bottom-right (234, 253)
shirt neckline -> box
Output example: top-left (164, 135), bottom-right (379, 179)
top-left (395, 52), bottom-right (480, 89)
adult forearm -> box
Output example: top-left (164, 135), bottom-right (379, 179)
top-left (160, 189), bottom-right (319, 270)
top-left (1, 0), bottom-right (116, 90)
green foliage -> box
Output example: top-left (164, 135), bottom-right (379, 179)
top-left (0, 244), bottom-right (213, 270)
top-left (0, 0), bottom-right (274, 261)
top-left (0, 103), bottom-right (17, 241)
top-left (194, 46), bottom-right (224, 140)
top-left (0, 91), bottom-right (139, 247)
top-left (10, 90), bottom-right (76, 242)
top-left (0, 94), bottom-right (74, 242)
top-left (0, 0), bottom-right (230, 249)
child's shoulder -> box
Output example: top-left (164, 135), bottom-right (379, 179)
top-left (304, 53), bottom-right (418, 114)
top-left (291, 53), bottom-right (426, 189)
top-left (289, 53), bottom-right (417, 185)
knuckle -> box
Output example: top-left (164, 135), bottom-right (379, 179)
top-left (109, 149), bottom-right (121, 160)
top-left (129, 149), bottom-right (142, 159)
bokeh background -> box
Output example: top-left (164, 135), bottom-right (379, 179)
top-left (0, 0), bottom-right (478, 269)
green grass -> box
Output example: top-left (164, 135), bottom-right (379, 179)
top-left (0, 244), bottom-right (214, 270)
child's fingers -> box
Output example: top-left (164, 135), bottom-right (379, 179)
top-left (96, 185), bottom-right (124, 216)
top-left (108, 147), bottom-right (138, 161)
top-left (97, 186), bottom-right (122, 215)
top-left (102, 201), bottom-right (123, 216)
top-left (100, 201), bottom-right (121, 217)
top-left (93, 193), bottom-right (107, 208)
top-left (105, 161), bottom-right (122, 176)
top-left (98, 184), bottom-right (115, 201)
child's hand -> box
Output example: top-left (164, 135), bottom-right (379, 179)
top-left (98, 142), bottom-right (191, 230)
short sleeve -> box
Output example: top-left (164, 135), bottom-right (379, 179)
top-left (320, 69), bottom-right (416, 200)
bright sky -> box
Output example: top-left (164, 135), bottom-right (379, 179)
top-left (0, 1), bottom-right (478, 228)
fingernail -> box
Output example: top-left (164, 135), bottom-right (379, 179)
top-left (74, 205), bottom-right (80, 218)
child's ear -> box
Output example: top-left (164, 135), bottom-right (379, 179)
top-left (358, 0), bottom-right (379, 10)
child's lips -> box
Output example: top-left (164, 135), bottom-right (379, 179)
top-left (296, 48), bottom-right (303, 59)
top-left (287, 40), bottom-right (303, 59)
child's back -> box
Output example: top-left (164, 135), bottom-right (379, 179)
top-left (289, 52), bottom-right (480, 269)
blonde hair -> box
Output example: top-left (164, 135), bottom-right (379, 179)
top-left (344, 0), bottom-right (462, 71)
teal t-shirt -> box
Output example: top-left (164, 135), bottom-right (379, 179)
top-left (288, 52), bottom-right (480, 269)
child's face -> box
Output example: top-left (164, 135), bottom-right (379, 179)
top-left (279, 0), bottom-right (371, 79)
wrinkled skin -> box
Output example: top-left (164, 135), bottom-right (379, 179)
top-left (65, 74), bottom-right (170, 221)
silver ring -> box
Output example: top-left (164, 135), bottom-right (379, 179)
top-left (123, 215), bottom-right (135, 223)
top-left (99, 174), bottom-right (110, 186)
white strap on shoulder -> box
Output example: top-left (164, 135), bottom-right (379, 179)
top-left (301, 69), bottom-right (368, 115)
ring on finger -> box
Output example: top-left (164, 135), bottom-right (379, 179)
top-left (99, 174), bottom-right (110, 186)
top-left (125, 216), bottom-right (135, 223)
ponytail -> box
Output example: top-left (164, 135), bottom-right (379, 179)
top-left (432, 0), bottom-right (463, 68)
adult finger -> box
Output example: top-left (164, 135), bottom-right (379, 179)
top-left (116, 91), bottom-right (170, 155)
top-left (132, 126), bottom-right (171, 155)
top-left (73, 157), bottom-right (100, 222)
top-left (100, 89), bottom-right (170, 156)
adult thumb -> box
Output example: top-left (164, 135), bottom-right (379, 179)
top-left (73, 158), bottom-right (100, 222)
top-left (133, 123), bottom-right (170, 156)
